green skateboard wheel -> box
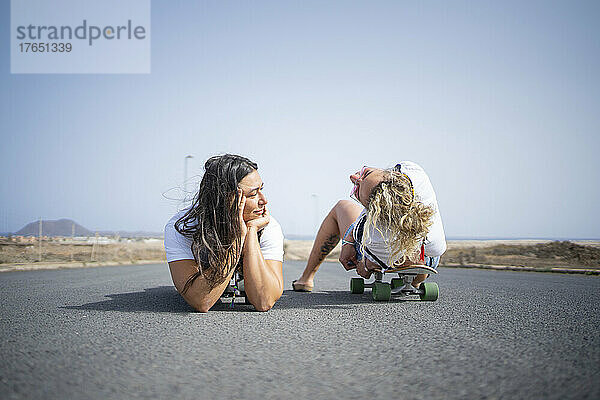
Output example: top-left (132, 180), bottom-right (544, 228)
top-left (350, 278), bottom-right (364, 294)
top-left (391, 278), bottom-right (404, 289)
top-left (419, 282), bottom-right (439, 301)
top-left (372, 282), bottom-right (391, 301)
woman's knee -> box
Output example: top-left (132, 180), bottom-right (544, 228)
top-left (333, 200), bottom-right (356, 214)
top-left (333, 200), bottom-right (362, 218)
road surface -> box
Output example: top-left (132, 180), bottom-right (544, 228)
top-left (1, 261), bottom-right (598, 399)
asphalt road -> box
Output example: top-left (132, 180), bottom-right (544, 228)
top-left (1, 261), bottom-right (598, 400)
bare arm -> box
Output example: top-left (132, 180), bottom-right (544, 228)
top-left (169, 224), bottom-right (282, 313)
top-left (339, 227), bottom-right (359, 271)
top-left (242, 225), bottom-right (283, 311)
top-left (167, 190), bottom-right (248, 313)
top-left (167, 193), bottom-right (282, 312)
top-left (168, 259), bottom-right (236, 313)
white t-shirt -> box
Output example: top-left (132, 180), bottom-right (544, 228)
top-left (164, 209), bottom-right (284, 263)
top-left (352, 161), bottom-right (446, 266)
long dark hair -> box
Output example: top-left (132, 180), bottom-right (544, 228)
top-left (175, 154), bottom-right (258, 291)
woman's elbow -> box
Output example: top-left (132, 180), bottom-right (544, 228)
top-left (188, 297), bottom-right (216, 313)
top-left (195, 305), bottom-right (211, 313)
top-left (254, 302), bottom-right (274, 312)
top-left (253, 291), bottom-right (282, 312)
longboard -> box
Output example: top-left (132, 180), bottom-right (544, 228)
top-left (349, 264), bottom-right (439, 301)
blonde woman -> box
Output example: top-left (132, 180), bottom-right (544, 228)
top-left (292, 161), bottom-right (446, 292)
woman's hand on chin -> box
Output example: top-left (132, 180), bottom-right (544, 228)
top-left (246, 207), bottom-right (270, 231)
top-left (237, 189), bottom-right (248, 238)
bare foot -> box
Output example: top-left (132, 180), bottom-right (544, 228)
top-left (292, 277), bottom-right (314, 292)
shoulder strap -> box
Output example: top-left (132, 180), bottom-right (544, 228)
top-left (354, 213), bottom-right (366, 241)
top-left (363, 246), bottom-right (389, 270)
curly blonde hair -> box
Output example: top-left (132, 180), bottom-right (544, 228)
top-left (361, 169), bottom-right (435, 266)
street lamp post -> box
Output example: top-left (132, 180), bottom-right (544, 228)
top-left (184, 155), bottom-right (194, 196)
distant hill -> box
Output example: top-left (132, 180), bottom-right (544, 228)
top-left (16, 219), bottom-right (93, 237)
top-left (12, 219), bottom-right (162, 238)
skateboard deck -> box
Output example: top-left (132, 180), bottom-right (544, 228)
top-left (385, 264), bottom-right (437, 275)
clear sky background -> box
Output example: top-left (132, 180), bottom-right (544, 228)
top-left (1, 0), bottom-right (599, 239)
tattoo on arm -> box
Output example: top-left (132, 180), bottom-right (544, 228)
top-left (318, 233), bottom-right (340, 262)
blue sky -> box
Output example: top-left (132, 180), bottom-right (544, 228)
top-left (1, 0), bottom-right (599, 238)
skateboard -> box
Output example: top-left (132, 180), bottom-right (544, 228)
top-left (350, 265), bottom-right (439, 301)
top-left (221, 271), bottom-right (251, 306)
